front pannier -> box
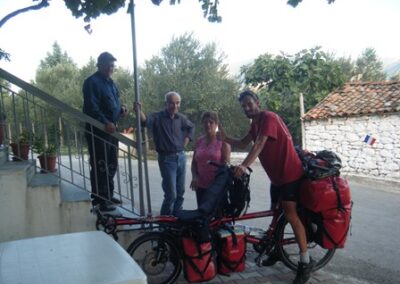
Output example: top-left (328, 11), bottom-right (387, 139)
top-left (216, 227), bottom-right (246, 274)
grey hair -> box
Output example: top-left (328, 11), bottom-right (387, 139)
top-left (164, 91), bottom-right (181, 102)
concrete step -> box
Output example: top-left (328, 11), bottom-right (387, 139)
top-left (60, 181), bottom-right (91, 202)
top-left (0, 160), bottom-right (36, 241)
top-left (59, 181), bottom-right (96, 233)
top-left (26, 173), bottom-right (62, 237)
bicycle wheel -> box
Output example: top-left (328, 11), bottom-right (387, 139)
top-left (127, 232), bottom-right (182, 284)
top-left (275, 216), bottom-right (335, 271)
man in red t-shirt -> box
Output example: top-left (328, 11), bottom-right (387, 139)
top-left (220, 89), bottom-right (313, 284)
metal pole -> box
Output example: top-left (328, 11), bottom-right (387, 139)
top-left (299, 92), bottom-right (306, 149)
top-left (129, 0), bottom-right (146, 216)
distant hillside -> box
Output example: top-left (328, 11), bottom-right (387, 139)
top-left (385, 60), bottom-right (400, 78)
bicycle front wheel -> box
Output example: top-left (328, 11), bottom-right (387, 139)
top-left (275, 217), bottom-right (335, 271)
top-left (127, 232), bottom-right (182, 284)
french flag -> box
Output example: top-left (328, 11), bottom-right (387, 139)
top-left (364, 134), bottom-right (376, 146)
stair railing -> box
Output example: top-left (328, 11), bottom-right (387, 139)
top-left (0, 68), bottom-right (151, 216)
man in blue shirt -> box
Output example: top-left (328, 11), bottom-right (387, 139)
top-left (83, 52), bottom-right (128, 212)
top-left (136, 92), bottom-right (194, 216)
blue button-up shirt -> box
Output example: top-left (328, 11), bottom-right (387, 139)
top-left (145, 110), bottom-right (195, 154)
top-left (82, 71), bottom-right (121, 124)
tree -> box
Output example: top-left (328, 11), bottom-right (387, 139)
top-left (354, 47), bottom-right (386, 81)
top-left (63, 0), bottom-right (335, 23)
top-left (39, 42), bottom-right (75, 69)
top-left (241, 47), bottom-right (352, 144)
top-left (390, 73), bottom-right (400, 81)
top-left (0, 0), bottom-right (49, 28)
top-left (287, 0), bottom-right (335, 7)
top-left (0, 0), bottom-right (336, 30)
top-left (139, 33), bottom-right (247, 144)
top-left (34, 42), bottom-right (81, 109)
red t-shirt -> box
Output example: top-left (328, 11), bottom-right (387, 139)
top-left (249, 111), bottom-right (304, 186)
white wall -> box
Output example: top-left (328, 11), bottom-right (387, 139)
top-left (304, 113), bottom-right (400, 182)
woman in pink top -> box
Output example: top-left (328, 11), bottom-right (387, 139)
top-left (190, 111), bottom-right (231, 207)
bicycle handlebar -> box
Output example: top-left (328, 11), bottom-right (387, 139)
top-left (207, 160), bottom-right (253, 174)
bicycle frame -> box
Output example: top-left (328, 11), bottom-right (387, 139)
top-left (95, 207), bottom-right (289, 257)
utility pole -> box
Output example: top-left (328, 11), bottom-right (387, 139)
top-left (129, 0), bottom-right (151, 216)
top-left (299, 93), bottom-right (306, 148)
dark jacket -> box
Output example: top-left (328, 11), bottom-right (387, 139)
top-left (83, 71), bottom-right (121, 124)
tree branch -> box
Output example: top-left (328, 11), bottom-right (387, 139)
top-left (0, 0), bottom-right (50, 28)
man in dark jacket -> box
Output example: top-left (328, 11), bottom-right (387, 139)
top-left (83, 52), bottom-right (128, 212)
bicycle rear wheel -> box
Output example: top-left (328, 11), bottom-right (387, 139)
top-left (127, 232), bottom-right (182, 284)
top-left (275, 217), bottom-right (335, 271)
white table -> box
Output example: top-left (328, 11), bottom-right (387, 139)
top-left (0, 231), bottom-right (147, 284)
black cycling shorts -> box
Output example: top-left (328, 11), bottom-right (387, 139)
top-left (270, 178), bottom-right (303, 204)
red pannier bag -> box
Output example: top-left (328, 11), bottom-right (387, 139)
top-left (182, 237), bottom-right (217, 282)
top-left (311, 204), bottom-right (352, 249)
top-left (217, 227), bottom-right (246, 274)
top-left (300, 176), bottom-right (351, 212)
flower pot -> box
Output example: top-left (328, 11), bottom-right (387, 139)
top-left (38, 155), bottom-right (57, 173)
top-left (10, 142), bottom-right (30, 160)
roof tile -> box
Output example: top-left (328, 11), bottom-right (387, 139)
top-left (303, 81), bottom-right (400, 120)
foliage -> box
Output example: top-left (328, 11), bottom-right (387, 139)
top-left (39, 42), bottom-right (75, 69)
top-left (0, 0), bottom-right (49, 28)
top-left (12, 129), bottom-right (32, 144)
top-left (63, 0), bottom-right (222, 23)
top-left (63, 0), bottom-right (335, 23)
top-left (34, 42), bottom-right (82, 109)
top-left (240, 47), bottom-right (352, 144)
top-left (0, 0), bottom-right (338, 29)
top-left (287, 0), bottom-right (335, 7)
top-left (390, 73), bottom-right (400, 81)
top-left (354, 47), bottom-right (386, 81)
top-left (0, 0), bottom-right (336, 61)
top-left (0, 48), bottom-right (10, 61)
top-left (113, 67), bottom-right (135, 130)
top-left (32, 135), bottom-right (57, 156)
top-left (138, 32), bottom-right (247, 145)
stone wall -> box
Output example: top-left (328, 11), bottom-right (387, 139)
top-left (304, 113), bottom-right (400, 182)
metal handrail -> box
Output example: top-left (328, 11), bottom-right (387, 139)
top-left (0, 68), bottom-right (150, 215)
top-left (0, 68), bottom-right (135, 147)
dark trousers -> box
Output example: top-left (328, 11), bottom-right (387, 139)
top-left (85, 130), bottom-right (118, 205)
top-left (195, 187), bottom-right (207, 208)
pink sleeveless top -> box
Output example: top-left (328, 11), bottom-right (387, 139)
top-left (194, 136), bottom-right (223, 189)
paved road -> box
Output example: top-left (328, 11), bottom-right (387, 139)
top-left (141, 158), bottom-right (400, 284)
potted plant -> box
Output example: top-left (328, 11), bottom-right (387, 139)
top-left (33, 135), bottom-right (57, 173)
top-left (10, 129), bottom-right (31, 160)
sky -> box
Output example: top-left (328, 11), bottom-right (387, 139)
top-left (1, 0), bottom-right (400, 82)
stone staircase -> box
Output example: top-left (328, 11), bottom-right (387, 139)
top-left (0, 146), bottom-right (96, 243)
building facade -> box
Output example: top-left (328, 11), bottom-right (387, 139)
top-left (303, 81), bottom-right (400, 182)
